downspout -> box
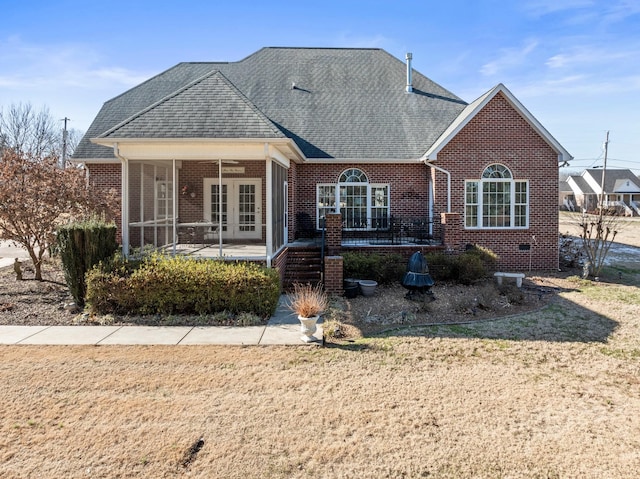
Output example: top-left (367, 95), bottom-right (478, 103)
top-left (420, 158), bottom-right (451, 238)
top-left (113, 143), bottom-right (130, 257)
top-left (428, 162), bottom-right (451, 213)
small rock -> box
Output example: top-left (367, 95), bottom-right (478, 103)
top-left (64, 302), bottom-right (81, 314)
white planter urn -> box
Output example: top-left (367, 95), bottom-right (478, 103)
top-left (298, 315), bottom-right (320, 343)
top-left (359, 280), bottom-right (378, 297)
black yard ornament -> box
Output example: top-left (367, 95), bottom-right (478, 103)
top-left (401, 251), bottom-right (435, 301)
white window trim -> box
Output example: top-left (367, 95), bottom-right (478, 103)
top-left (316, 182), bottom-right (390, 230)
top-left (464, 177), bottom-right (529, 230)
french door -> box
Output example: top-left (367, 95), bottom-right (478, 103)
top-left (203, 179), bottom-right (261, 239)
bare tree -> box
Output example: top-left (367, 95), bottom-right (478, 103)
top-left (578, 211), bottom-right (619, 278)
top-left (0, 149), bottom-right (117, 280)
top-left (0, 103), bottom-right (83, 161)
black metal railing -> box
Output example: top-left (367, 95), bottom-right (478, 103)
top-left (341, 216), bottom-right (442, 246)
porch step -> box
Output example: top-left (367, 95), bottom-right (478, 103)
top-left (283, 247), bottom-right (323, 291)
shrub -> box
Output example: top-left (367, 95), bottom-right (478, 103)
top-left (453, 253), bottom-right (486, 285)
top-left (56, 219), bottom-right (118, 306)
top-left (425, 245), bottom-right (497, 284)
top-left (424, 252), bottom-right (457, 281)
top-left (342, 251), bottom-right (405, 285)
top-left (86, 253), bottom-right (280, 318)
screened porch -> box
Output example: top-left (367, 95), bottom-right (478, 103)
top-left (121, 158), bottom-right (289, 265)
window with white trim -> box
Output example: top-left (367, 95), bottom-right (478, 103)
top-left (316, 168), bottom-right (390, 229)
top-left (465, 164), bottom-right (528, 229)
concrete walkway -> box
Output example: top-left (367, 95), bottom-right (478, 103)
top-left (1, 241), bottom-right (322, 346)
top-left (0, 296), bottom-right (323, 346)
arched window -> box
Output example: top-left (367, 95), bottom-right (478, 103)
top-left (465, 164), bottom-right (528, 229)
top-left (317, 168), bottom-right (390, 229)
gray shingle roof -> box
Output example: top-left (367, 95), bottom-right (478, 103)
top-left (584, 169), bottom-right (640, 194)
top-left (569, 175), bottom-right (595, 195)
top-left (74, 47), bottom-right (467, 160)
top-left (101, 71), bottom-right (285, 140)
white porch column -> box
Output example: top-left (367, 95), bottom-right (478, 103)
top-left (265, 155), bottom-right (273, 268)
top-left (172, 158), bottom-right (177, 255)
top-left (120, 154), bottom-right (130, 257)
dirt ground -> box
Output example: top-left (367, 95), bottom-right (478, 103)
top-left (2, 213), bottom-right (640, 478)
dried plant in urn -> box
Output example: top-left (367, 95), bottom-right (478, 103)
top-left (288, 283), bottom-right (328, 342)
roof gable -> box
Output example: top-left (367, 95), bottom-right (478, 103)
top-left (583, 168), bottom-right (640, 193)
top-left (422, 83), bottom-right (572, 163)
top-left (100, 70), bottom-right (285, 140)
top-left (568, 175), bottom-right (595, 195)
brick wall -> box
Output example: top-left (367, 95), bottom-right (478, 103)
top-left (433, 92), bottom-right (560, 271)
top-left (293, 162), bottom-right (431, 234)
top-left (87, 163), bottom-right (122, 242)
top-left (324, 256), bottom-right (344, 295)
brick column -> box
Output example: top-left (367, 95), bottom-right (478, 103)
top-left (441, 212), bottom-right (462, 253)
top-left (325, 213), bottom-right (342, 256)
top-left (324, 256), bottom-right (344, 295)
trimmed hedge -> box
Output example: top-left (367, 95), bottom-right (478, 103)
top-left (426, 245), bottom-right (498, 284)
top-left (342, 252), bottom-right (405, 285)
top-left (86, 253), bottom-right (280, 317)
top-left (56, 219), bottom-right (118, 305)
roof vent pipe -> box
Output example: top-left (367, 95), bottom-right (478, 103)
top-left (405, 52), bottom-right (413, 93)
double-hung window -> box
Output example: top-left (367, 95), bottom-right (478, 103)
top-left (465, 164), bottom-right (528, 229)
top-left (317, 168), bottom-right (390, 229)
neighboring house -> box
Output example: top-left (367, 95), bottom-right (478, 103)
top-left (566, 169), bottom-right (640, 216)
top-left (73, 47), bottom-right (571, 287)
top-left (559, 180), bottom-right (576, 211)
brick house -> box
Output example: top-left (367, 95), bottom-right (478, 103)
top-left (565, 169), bottom-right (640, 215)
top-left (73, 47), bottom-right (571, 289)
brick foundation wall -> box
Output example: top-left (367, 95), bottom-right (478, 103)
top-left (325, 213), bottom-right (342, 256)
top-left (434, 92), bottom-right (560, 271)
top-left (324, 256), bottom-right (344, 295)
top-left (271, 247), bottom-right (288, 292)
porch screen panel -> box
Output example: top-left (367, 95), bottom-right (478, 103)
top-left (271, 163), bottom-right (286, 251)
top-left (128, 160), bottom-right (174, 250)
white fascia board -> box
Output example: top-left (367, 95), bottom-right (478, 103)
top-left (303, 157), bottom-right (421, 164)
top-left (90, 137), bottom-right (304, 163)
top-left (422, 83), bottom-right (573, 164)
top-left (71, 157), bottom-right (120, 164)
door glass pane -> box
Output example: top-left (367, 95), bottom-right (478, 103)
top-left (210, 185), bottom-right (228, 232)
top-left (238, 184), bottom-right (256, 232)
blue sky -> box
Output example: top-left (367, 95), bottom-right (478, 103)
top-left (1, 0), bottom-right (638, 172)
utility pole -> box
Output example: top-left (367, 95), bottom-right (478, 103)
top-left (599, 130), bottom-right (609, 219)
top-left (60, 117), bottom-right (70, 169)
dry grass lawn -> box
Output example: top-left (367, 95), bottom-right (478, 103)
top-left (2, 213), bottom-right (640, 478)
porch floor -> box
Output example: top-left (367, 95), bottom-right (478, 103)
top-left (169, 243), bottom-right (267, 260)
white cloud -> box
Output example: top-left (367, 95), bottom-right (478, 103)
top-left (0, 36), bottom-right (151, 92)
top-left (523, 0), bottom-right (595, 17)
top-left (480, 39), bottom-right (539, 76)
top-left (0, 36), bottom-right (155, 131)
